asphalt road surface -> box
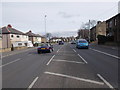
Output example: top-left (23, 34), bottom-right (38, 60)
top-left (1, 43), bottom-right (119, 89)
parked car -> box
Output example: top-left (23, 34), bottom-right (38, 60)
top-left (58, 41), bottom-right (64, 45)
top-left (76, 39), bottom-right (89, 49)
top-left (71, 40), bottom-right (76, 44)
top-left (37, 43), bottom-right (53, 54)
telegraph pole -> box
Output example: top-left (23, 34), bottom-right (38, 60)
top-left (44, 15), bottom-right (47, 42)
top-left (89, 20), bottom-right (91, 43)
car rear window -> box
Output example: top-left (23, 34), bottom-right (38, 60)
top-left (79, 41), bottom-right (87, 43)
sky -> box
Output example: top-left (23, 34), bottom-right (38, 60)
top-left (1, 0), bottom-right (119, 37)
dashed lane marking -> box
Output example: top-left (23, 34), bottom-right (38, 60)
top-left (73, 49), bottom-right (77, 53)
top-left (46, 55), bottom-right (55, 65)
top-left (78, 54), bottom-right (88, 64)
top-left (28, 77), bottom-right (39, 89)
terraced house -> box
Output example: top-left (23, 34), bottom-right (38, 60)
top-left (1, 24), bottom-right (29, 52)
top-left (106, 13), bottom-right (120, 42)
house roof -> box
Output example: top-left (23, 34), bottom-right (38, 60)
top-left (106, 13), bottom-right (120, 22)
top-left (1, 26), bottom-right (25, 35)
top-left (25, 31), bottom-right (42, 37)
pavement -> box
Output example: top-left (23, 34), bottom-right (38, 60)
top-left (1, 43), bottom-right (119, 89)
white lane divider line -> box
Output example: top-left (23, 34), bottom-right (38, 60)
top-left (45, 71), bottom-right (104, 85)
top-left (0, 58), bottom-right (21, 67)
top-left (27, 54), bottom-right (32, 56)
top-left (97, 74), bottom-right (115, 90)
top-left (78, 54), bottom-right (88, 64)
top-left (57, 46), bottom-right (63, 53)
top-left (57, 49), bottom-right (60, 53)
top-left (46, 55), bottom-right (55, 65)
top-left (52, 59), bottom-right (84, 64)
top-left (73, 49), bottom-right (77, 53)
top-left (28, 77), bottom-right (39, 89)
top-left (90, 48), bottom-right (120, 59)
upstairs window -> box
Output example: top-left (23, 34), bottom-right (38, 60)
top-left (11, 35), bottom-right (14, 38)
top-left (17, 35), bottom-right (19, 38)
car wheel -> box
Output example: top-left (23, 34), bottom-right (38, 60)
top-left (38, 51), bottom-right (41, 54)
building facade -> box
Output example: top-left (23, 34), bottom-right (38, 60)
top-left (90, 26), bottom-right (96, 41)
top-left (1, 24), bottom-right (29, 49)
top-left (77, 29), bottom-right (89, 40)
top-left (106, 13), bottom-right (120, 42)
top-left (96, 21), bottom-right (106, 36)
top-left (26, 30), bottom-right (42, 44)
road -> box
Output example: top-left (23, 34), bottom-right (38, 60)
top-left (2, 43), bottom-right (119, 89)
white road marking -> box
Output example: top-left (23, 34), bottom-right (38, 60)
top-left (78, 54), bottom-right (88, 64)
top-left (111, 47), bottom-right (116, 50)
top-left (0, 58), bottom-right (21, 67)
top-left (2, 48), bottom-right (35, 58)
top-left (57, 49), bottom-right (59, 52)
top-left (46, 55), bottom-right (55, 65)
top-left (90, 48), bottom-right (120, 59)
top-left (53, 59), bottom-right (84, 64)
top-left (27, 54), bottom-right (32, 56)
top-left (45, 71), bottom-right (104, 85)
top-left (73, 49), bottom-right (77, 53)
top-left (97, 74), bottom-right (115, 89)
top-left (57, 46), bottom-right (63, 53)
top-left (28, 77), bottom-right (39, 89)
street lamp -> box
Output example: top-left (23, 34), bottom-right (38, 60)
top-left (44, 15), bottom-right (47, 42)
top-left (89, 20), bottom-right (91, 43)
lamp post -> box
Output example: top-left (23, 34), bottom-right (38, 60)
top-left (44, 15), bottom-right (47, 42)
top-left (89, 20), bottom-right (91, 43)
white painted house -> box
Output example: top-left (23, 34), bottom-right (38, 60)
top-left (1, 24), bottom-right (29, 49)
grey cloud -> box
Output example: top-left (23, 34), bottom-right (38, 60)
top-left (58, 12), bottom-right (80, 18)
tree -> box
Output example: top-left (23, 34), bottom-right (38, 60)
top-left (81, 20), bottom-right (97, 29)
top-left (46, 33), bottom-right (52, 42)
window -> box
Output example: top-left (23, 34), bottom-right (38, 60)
top-left (18, 43), bottom-right (22, 45)
top-left (109, 21), bottom-right (112, 28)
top-left (11, 35), bottom-right (14, 38)
top-left (17, 35), bottom-right (19, 38)
top-left (115, 19), bottom-right (117, 26)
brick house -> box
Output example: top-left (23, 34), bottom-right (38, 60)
top-left (90, 26), bottom-right (96, 42)
top-left (106, 13), bottom-right (120, 42)
top-left (96, 21), bottom-right (106, 36)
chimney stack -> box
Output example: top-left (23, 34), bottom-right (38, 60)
top-left (7, 24), bottom-right (12, 28)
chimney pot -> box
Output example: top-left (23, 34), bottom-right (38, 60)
top-left (7, 24), bottom-right (12, 28)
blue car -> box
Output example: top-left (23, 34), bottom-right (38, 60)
top-left (76, 39), bottom-right (89, 49)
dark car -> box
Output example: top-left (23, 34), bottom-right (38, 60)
top-left (76, 39), bottom-right (89, 49)
top-left (58, 41), bottom-right (64, 45)
top-left (71, 40), bottom-right (76, 44)
top-left (37, 43), bottom-right (53, 54)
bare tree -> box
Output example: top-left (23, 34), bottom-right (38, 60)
top-left (81, 20), bottom-right (97, 29)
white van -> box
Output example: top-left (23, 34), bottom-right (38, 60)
top-left (23, 41), bottom-right (33, 47)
